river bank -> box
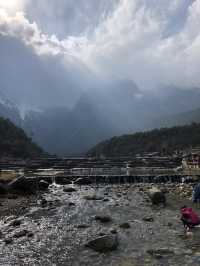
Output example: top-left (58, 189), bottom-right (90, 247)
top-left (0, 183), bottom-right (200, 266)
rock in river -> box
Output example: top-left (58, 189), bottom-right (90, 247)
top-left (63, 186), bottom-right (77, 193)
top-left (143, 216), bottom-right (154, 222)
top-left (84, 194), bottom-right (103, 201)
top-left (4, 238), bottom-right (13, 245)
top-left (38, 180), bottom-right (49, 191)
top-left (0, 184), bottom-right (7, 195)
top-left (8, 176), bottom-right (37, 194)
top-left (95, 215), bottom-right (112, 223)
top-left (147, 248), bottom-right (175, 258)
top-left (119, 222), bottom-right (131, 229)
top-left (147, 187), bottom-right (166, 205)
top-left (13, 229), bottom-right (28, 238)
top-left (9, 219), bottom-right (21, 227)
top-left (85, 234), bottom-right (118, 252)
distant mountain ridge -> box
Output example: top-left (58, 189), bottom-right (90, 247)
top-left (152, 108), bottom-right (200, 128)
top-left (88, 123), bottom-right (200, 157)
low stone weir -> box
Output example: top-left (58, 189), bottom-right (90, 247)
top-left (50, 174), bottom-right (199, 185)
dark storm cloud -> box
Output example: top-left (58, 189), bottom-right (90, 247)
top-left (0, 0), bottom-right (200, 111)
top-left (0, 35), bottom-right (85, 109)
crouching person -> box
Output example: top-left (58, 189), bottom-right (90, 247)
top-left (181, 206), bottom-right (200, 231)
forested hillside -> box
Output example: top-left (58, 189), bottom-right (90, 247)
top-left (88, 123), bottom-right (200, 157)
top-left (0, 117), bottom-right (43, 158)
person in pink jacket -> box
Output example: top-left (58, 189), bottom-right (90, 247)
top-left (181, 206), bottom-right (200, 230)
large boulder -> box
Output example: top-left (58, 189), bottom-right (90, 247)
top-left (147, 187), bottom-right (166, 205)
top-left (85, 234), bottom-right (118, 252)
top-left (74, 177), bottom-right (92, 185)
top-left (38, 180), bottom-right (49, 191)
top-left (95, 215), bottom-right (112, 223)
top-left (63, 186), bottom-right (77, 193)
top-left (0, 184), bottom-right (7, 195)
top-left (8, 176), bottom-right (37, 194)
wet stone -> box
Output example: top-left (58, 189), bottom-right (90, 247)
top-left (103, 198), bottom-right (109, 202)
top-left (77, 224), bottom-right (90, 229)
top-left (9, 219), bottom-right (21, 227)
top-left (148, 187), bottom-right (166, 205)
top-left (85, 234), bottom-right (118, 253)
top-left (68, 202), bottom-right (76, 206)
top-left (40, 198), bottom-right (48, 207)
top-left (4, 238), bottom-right (13, 245)
top-left (13, 229), bottom-right (28, 238)
top-left (110, 228), bottom-right (117, 234)
top-left (147, 248), bottom-right (175, 257)
top-left (167, 222), bottom-right (173, 227)
top-left (95, 215), bottom-right (112, 223)
top-left (119, 222), bottom-right (131, 229)
top-left (38, 180), bottom-right (49, 191)
top-left (84, 195), bottom-right (104, 201)
top-left (63, 186), bottom-right (77, 193)
top-left (0, 184), bottom-right (7, 195)
top-left (143, 216), bottom-right (154, 222)
top-left (27, 232), bottom-right (34, 238)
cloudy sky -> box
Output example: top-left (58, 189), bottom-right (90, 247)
top-left (0, 0), bottom-right (199, 109)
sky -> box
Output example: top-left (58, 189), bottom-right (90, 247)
top-left (0, 0), bottom-right (200, 109)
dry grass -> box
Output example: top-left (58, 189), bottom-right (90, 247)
top-left (0, 170), bottom-right (18, 182)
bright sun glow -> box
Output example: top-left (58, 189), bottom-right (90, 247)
top-left (0, 0), bottom-right (24, 13)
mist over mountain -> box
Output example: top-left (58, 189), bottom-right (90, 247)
top-left (22, 84), bottom-right (200, 155)
top-left (1, 77), bottom-right (200, 155)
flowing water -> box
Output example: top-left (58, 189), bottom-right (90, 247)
top-left (0, 184), bottom-right (200, 266)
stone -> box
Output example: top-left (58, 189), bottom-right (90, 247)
top-left (4, 238), bottom-right (13, 245)
top-left (98, 232), bottom-right (106, 236)
top-left (103, 198), bottom-right (109, 202)
top-left (84, 195), bottom-right (103, 201)
top-left (143, 217), bottom-right (154, 222)
top-left (9, 219), bottom-right (21, 227)
top-left (147, 187), bottom-right (166, 205)
top-left (119, 222), bottom-right (131, 229)
top-left (77, 224), bottom-right (90, 229)
top-left (8, 176), bottom-right (37, 194)
top-left (40, 198), bottom-right (48, 207)
top-left (0, 184), bottom-right (7, 195)
top-left (95, 215), bottom-right (112, 223)
top-left (63, 186), bottom-right (77, 193)
top-left (147, 248), bottom-right (175, 257)
top-left (167, 222), bottom-right (173, 227)
top-left (13, 229), bottom-right (28, 238)
top-left (110, 228), bottom-right (117, 234)
top-left (38, 180), bottom-right (49, 190)
top-left (68, 202), bottom-right (76, 206)
top-left (85, 234), bottom-right (118, 252)
top-left (27, 232), bottom-right (34, 238)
